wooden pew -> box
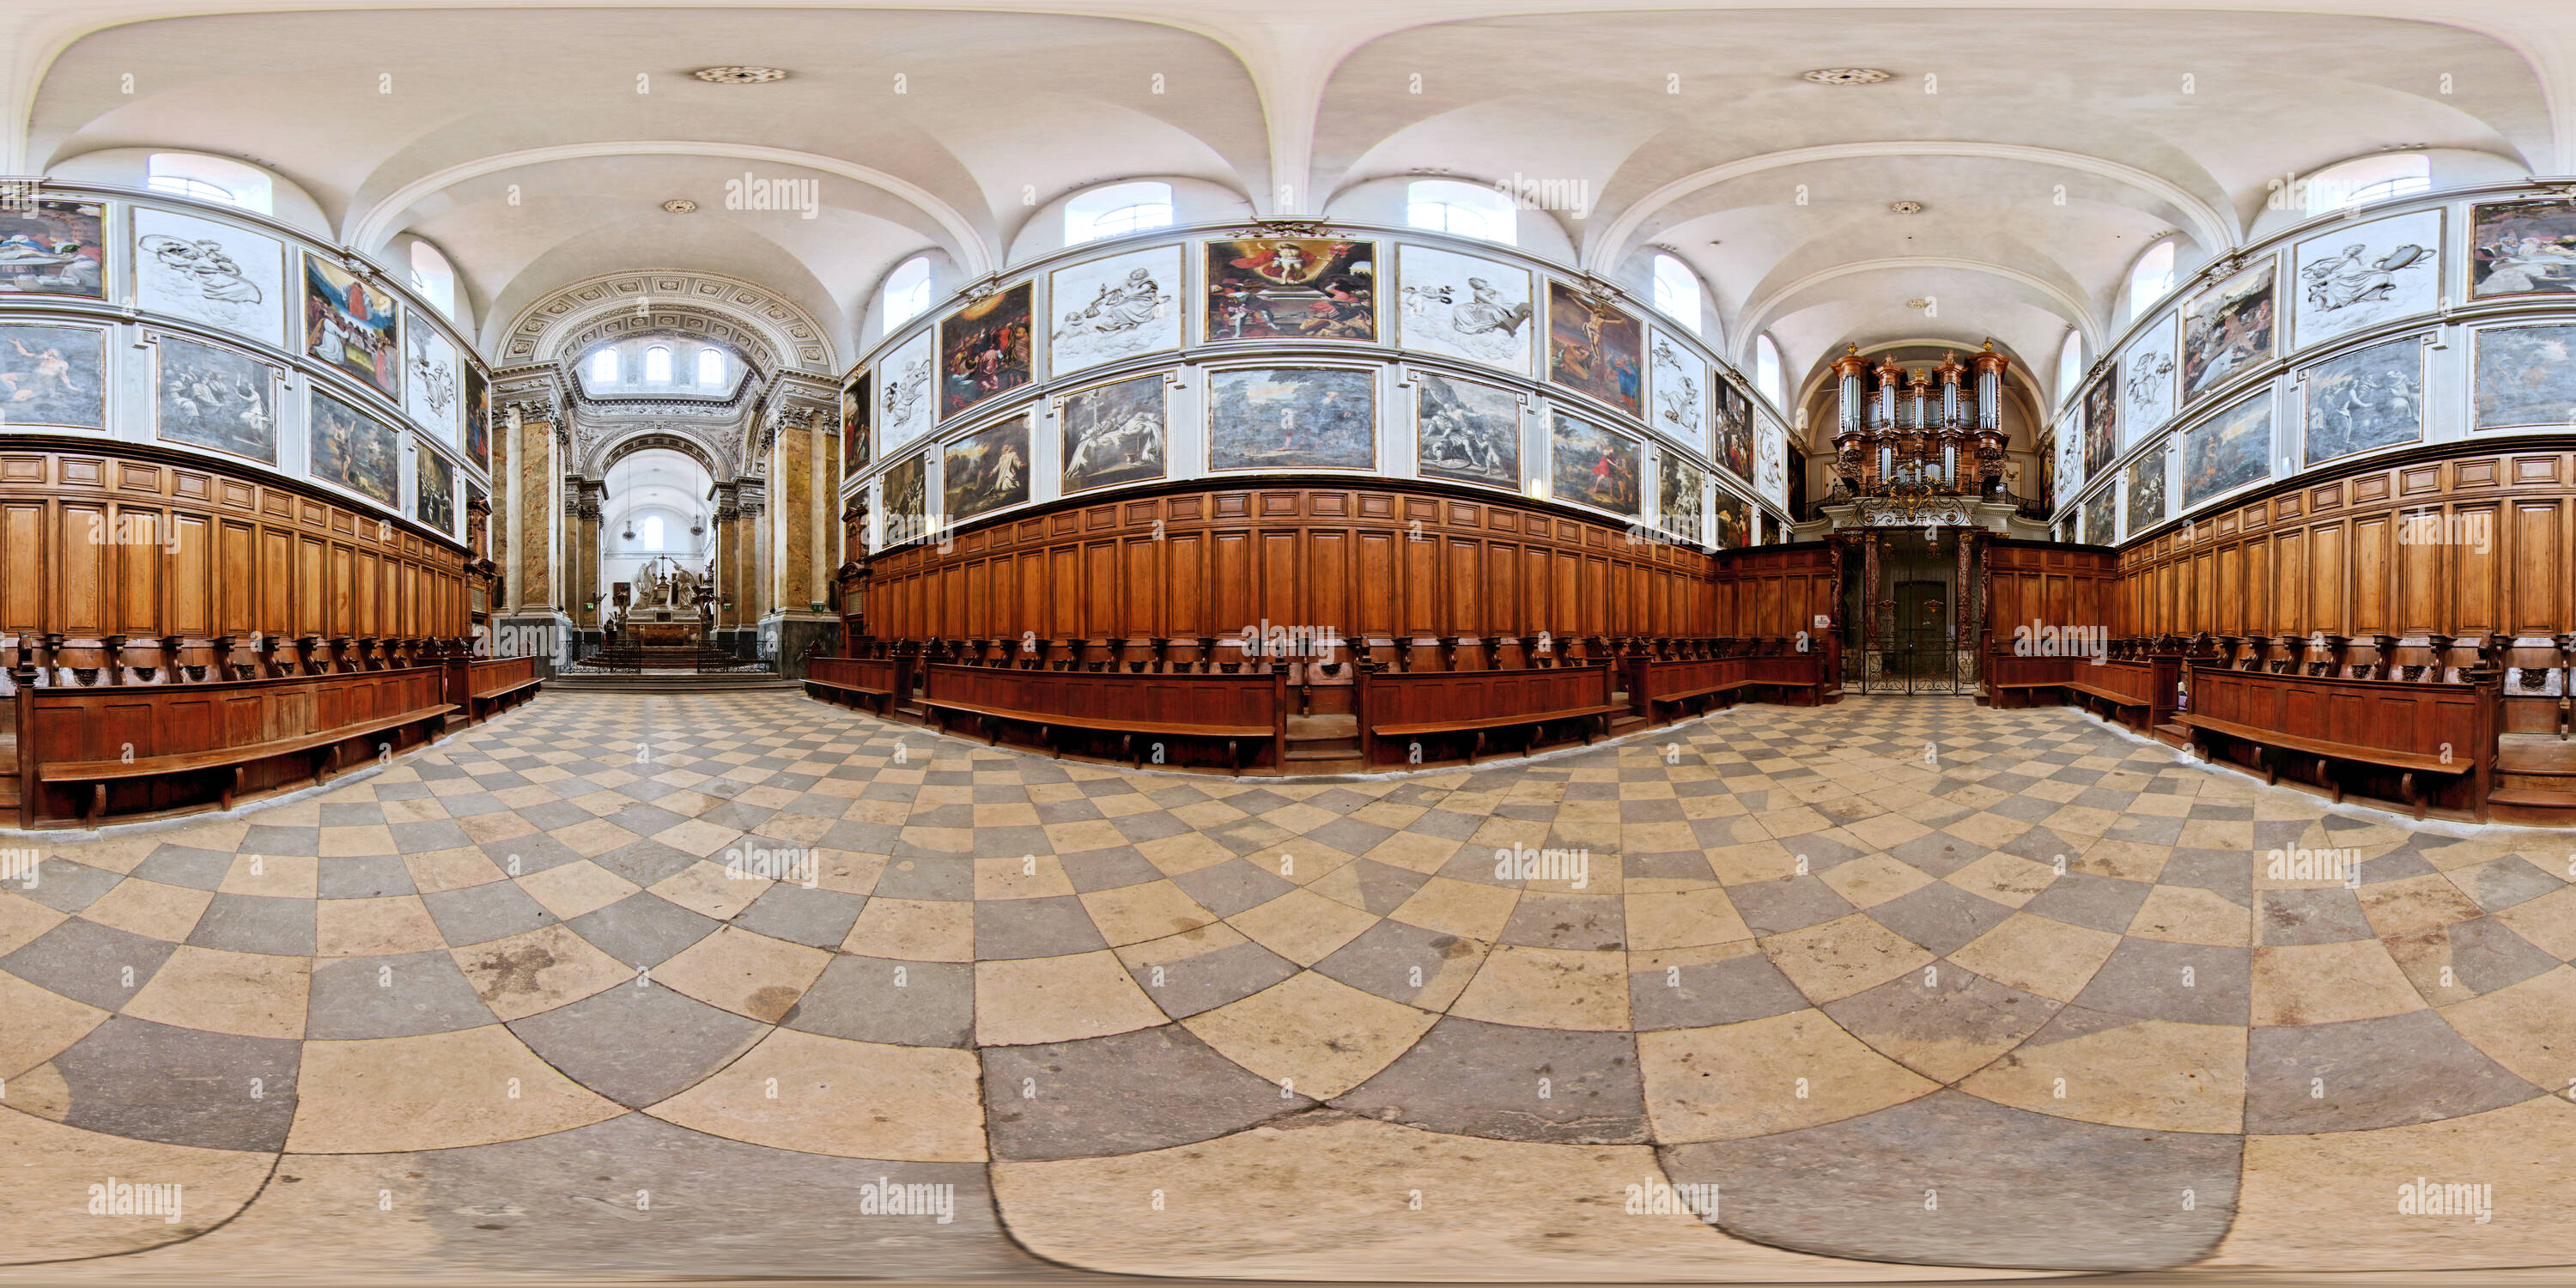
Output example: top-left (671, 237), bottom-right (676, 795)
top-left (462, 655), bottom-right (544, 723)
top-left (2175, 662), bottom-right (2498, 821)
top-left (1984, 644), bottom-right (2178, 734)
top-left (804, 654), bottom-right (911, 716)
top-left (916, 662), bottom-right (1286, 771)
top-left (1624, 647), bottom-right (1836, 723)
top-left (1358, 660), bottom-right (1620, 767)
top-left (17, 666), bottom-right (456, 826)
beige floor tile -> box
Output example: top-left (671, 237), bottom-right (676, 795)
top-left (288, 1024), bottom-right (623, 1152)
top-left (2493, 885), bottom-right (2576, 960)
top-left (1943, 853), bottom-right (2056, 908)
top-left (2439, 965), bottom-right (2576, 1093)
top-left (120, 945), bottom-right (308, 1040)
top-left (1640, 1008), bottom-right (1940, 1143)
top-left (0, 968), bottom-right (108, 1079)
top-left (219, 852), bottom-right (319, 898)
top-left (653, 925), bottom-right (832, 1022)
top-left (2251, 940), bottom-right (2425, 1025)
top-left (1360, 829), bottom-right (1462, 874)
top-left (1623, 888), bottom-right (1752, 950)
top-left (1764, 914), bottom-right (1935, 1004)
top-left (647, 860), bottom-right (769, 921)
top-left (987, 1114), bottom-right (1987, 1282)
top-left (975, 854), bottom-right (1076, 899)
top-left (1818, 852), bottom-right (1934, 908)
top-left (647, 1027), bottom-right (984, 1161)
top-left (1960, 1014), bottom-right (2245, 1133)
top-left (976, 950), bottom-right (1166, 1046)
top-left (313, 895), bottom-right (444, 957)
top-left (2360, 872), bottom-right (2490, 939)
top-left (1449, 945), bottom-right (1629, 1030)
top-left (1706, 839), bottom-right (1801, 885)
top-left (1136, 831), bottom-right (1236, 876)
top-left (316, 827), bottom-right (398, 860)
top-left (2209, 1096), bottom-right (2576, 1270)
top-left (449, 923), bottom-right (631, 1022)
top-left (551, 818), bottom-right (642, 859)
top-left (1228, 886), bottom-right (1378, 965)
top-left (1388, 876), bottom-right (1520, 943)
top-left (0, 896), bottom-right (70, 958)
top-left (515, 859), bottom-right (642, 921)
top-left (1182, 970), bottom-right (1436, 1097)
top-left (1948, 914), bottom-right (2121, 1002)
top-left (2126, 884), bottom-right (2252, 945)
top-left (1081, 879), bottom-right (1218, 946)
top-left (77, 878), bottom-right (212, 943)
top-left (401, 846), bottom-right (507, 894)
top-left (844, 896), bottom-right (974, 962)
top-left (652, 817), bottom-right (743, 858)
top-left (0, 1106), bottom-right (275, 1260)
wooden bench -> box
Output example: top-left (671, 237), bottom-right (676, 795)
top-left (462, 656), bottom-right (544, 722)
top-left (2178, 663), bottom-right (2496, 820)
top-left (19, 666), bottom-right (458, 825)
top-left (916, 663), bottom-right (1286, 771)
top-left (803, 656), bottom-right (909, 716)
top-left (1358, 661), bottom-right (1619, 767)
top-left (1624, 652), bottom-right (1832, 722)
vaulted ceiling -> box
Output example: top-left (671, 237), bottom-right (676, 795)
top-left (9, 0), bottom-right (2570, 426)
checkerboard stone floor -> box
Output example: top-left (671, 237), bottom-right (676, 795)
top-left (4, 690), bottom-right (2574, 1279)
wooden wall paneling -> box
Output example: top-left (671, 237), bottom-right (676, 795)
top-left (2369, 512), bottom-right (2415, 635)
top-left (1214, 532), bottom-right (1255, 639)
top-left (171, 513), bottom-right (211, 638)
top-left (1, 501), bottom-right (40, 634)
top-left (121, 512), bottom-right (159, 640)
top-left (1400, 528), bottom-right (1437, 636)
top-left (1264, 531), bottom-right (1303, 635)
top-left (2312, 523), bottom-right (2349, 635)
top-left (58, 501), bottom-right (105, 635)
top-left (2509, 500), bottom-right (2565, 634)
top-left (1444, 537), bottom-right (1479, 636)
top-left (2455, 502), bottom-right (2500, 635)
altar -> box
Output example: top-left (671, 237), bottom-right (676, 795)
top-left (630, 618), bottom-right (699, 647)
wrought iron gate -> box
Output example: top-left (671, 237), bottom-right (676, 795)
top-left (1850, 531), bottom-right (1970, 695)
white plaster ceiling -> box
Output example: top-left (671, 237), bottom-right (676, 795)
top-left (9, 0), bottom-right (2571, 417)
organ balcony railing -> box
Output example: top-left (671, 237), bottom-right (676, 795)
top-left (1827, 342), bottom-right (2011, 519)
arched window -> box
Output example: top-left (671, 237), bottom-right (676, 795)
top-left (882, 256), bottom-right (933, 331)
top-left (2305, 152), bottom-right (2432, 216)
top-left (2057, 331), bottom-right (2086, 403)
top-left (145, 153), bottom-right (272, 213)
top-left (589, 349), bottom-right (617, 384)
top-left (696, 348), bottom-right (724, 386)
top-left (1650, 253), bottom-right (1704, 333)
top-left (644, 345), bottom-right (671, 383)
top-left (641, 515), bottom-right (665, 548)
top-left (2125, 242), bottom-right (2176, 321)
top-left (407, 241), bottom-right (456, 319)
top-left (1406, 179), bottom-right (1516, 245)
top-left (1753, 334), bottom-right (1785, 408)
top-left (1065, 181), bottom-right (1174, 245)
